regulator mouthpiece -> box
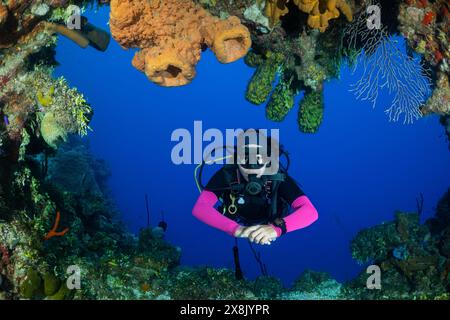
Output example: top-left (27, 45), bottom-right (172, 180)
top-left (245, 175), bottom-right (263, 195)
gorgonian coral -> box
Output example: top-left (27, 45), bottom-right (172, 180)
top-left (342, 0), bottom-right (432, 124)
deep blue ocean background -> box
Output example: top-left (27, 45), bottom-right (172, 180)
top-left (54, 7), bottom-right (450, 286)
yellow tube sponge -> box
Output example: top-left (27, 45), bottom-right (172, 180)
top-left (293, 0), bottom-right (317, 13)
top-left (265, 0), bottom-right (290, 26)
top-left (300, 0), bottom-right (353, 32)
top-left (266, 0), bottom-right (353, 32)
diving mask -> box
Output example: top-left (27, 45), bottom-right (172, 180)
top-left (239, 146), bottom-right (269, 170)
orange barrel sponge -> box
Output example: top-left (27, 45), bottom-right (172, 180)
top-left (0, 2), bottom-right (8, 27)
top-left (110, 0), bottom-right (252, 87)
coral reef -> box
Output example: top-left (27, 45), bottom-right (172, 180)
top-left (46, 138), bottom-right (109, 196)
top-left (109, 0), bottom-right (252, 87)
top-left (156, 267), bottom-right (256, 300)
top-left (2, 152), bottom-right (449, 300)
top-left (346, 195), bottom-right (450, 299)
top-left (0, 0), bottom-right (449, 301)
top-left (195, 0), bottom-right (448, 135)
top-left (350, 212), bottom-right (425, 264)
top-left (422, 71), bottom-right (450, 116)
top-left (396, 0), bottom-right (449, 136)
top-left (244, 27), bottom-right (330, 133)
top-left (20, 268), bottom-right (72, 300)
top-left (2, 64), bottom-right (92, 150)
top-left (0, 1), bottom-right (109, 49)
top-left (199, 0), bottom-right (349, 132)
top-left (0, 135), bottom-right (147, 299)
top-left (0, 4), bottom-right (105, 262)
top-left (279, 270), bottom-right (343, 300)
top-left (0, 0), bottom-right (102, 158)
top-left (0, 6), bottom-right (116, 287)
top-left (398, 0), bottom-right (449, 72)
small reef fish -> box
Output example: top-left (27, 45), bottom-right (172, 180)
top-left (3, 115), bottom-right (9, 126)
top-left (107, 261), bottom-right (118, 267)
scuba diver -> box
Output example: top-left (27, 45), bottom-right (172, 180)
top-left (192, 130), bottom-right (318, 245)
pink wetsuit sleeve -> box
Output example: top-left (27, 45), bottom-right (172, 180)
top-left (192, 190), bottom-right (241, 237)
top-left (272, 195), bottom-right (318, 237)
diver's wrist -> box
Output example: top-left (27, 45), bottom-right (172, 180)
top-left (272, 217), bottom-right (287, 236)
top-left (233, 225), bottom-right (244, 237)
top-left (270, 224), bottom-right (282, 237)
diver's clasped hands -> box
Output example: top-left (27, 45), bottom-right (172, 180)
top-left (234, 225), bottom-right (278, 245)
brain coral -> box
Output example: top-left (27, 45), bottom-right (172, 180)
top-left (109, 0), bottom-right (252, 87)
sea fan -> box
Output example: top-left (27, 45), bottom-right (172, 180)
top-left (342, 0), bottom-right (431, 124)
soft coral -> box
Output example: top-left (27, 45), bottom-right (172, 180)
top-left (422, 11), bottom-right (435, 25)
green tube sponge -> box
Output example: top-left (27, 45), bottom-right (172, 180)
top-left (44, 272), bottom-right (62, 296)
top-left (20, 269), bottom-right (43, 299)
top-left (298, 90), bottom-right (324, 133)
top-left (266, 80), bottom-right (295, 122)
top-left (245, 51), bottom-right (284, 105)
top-left (47, 283), bottom-right (71, 300)
top-left (244, 50), bottom-right (264, 68)
top-left (40, 112), bottom-right (68, 148)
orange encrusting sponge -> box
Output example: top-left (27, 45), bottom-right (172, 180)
top-left (109, 0), bottom-right (252, 87)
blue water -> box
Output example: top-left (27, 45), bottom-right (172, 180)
top-left (54, 7), bottom-right (450, 286)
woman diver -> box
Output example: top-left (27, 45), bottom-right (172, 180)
top-left (192, 130), bottom-right (318, 245)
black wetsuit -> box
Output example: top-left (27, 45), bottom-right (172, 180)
top-left (205, 165), bottom-right (304, 226)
